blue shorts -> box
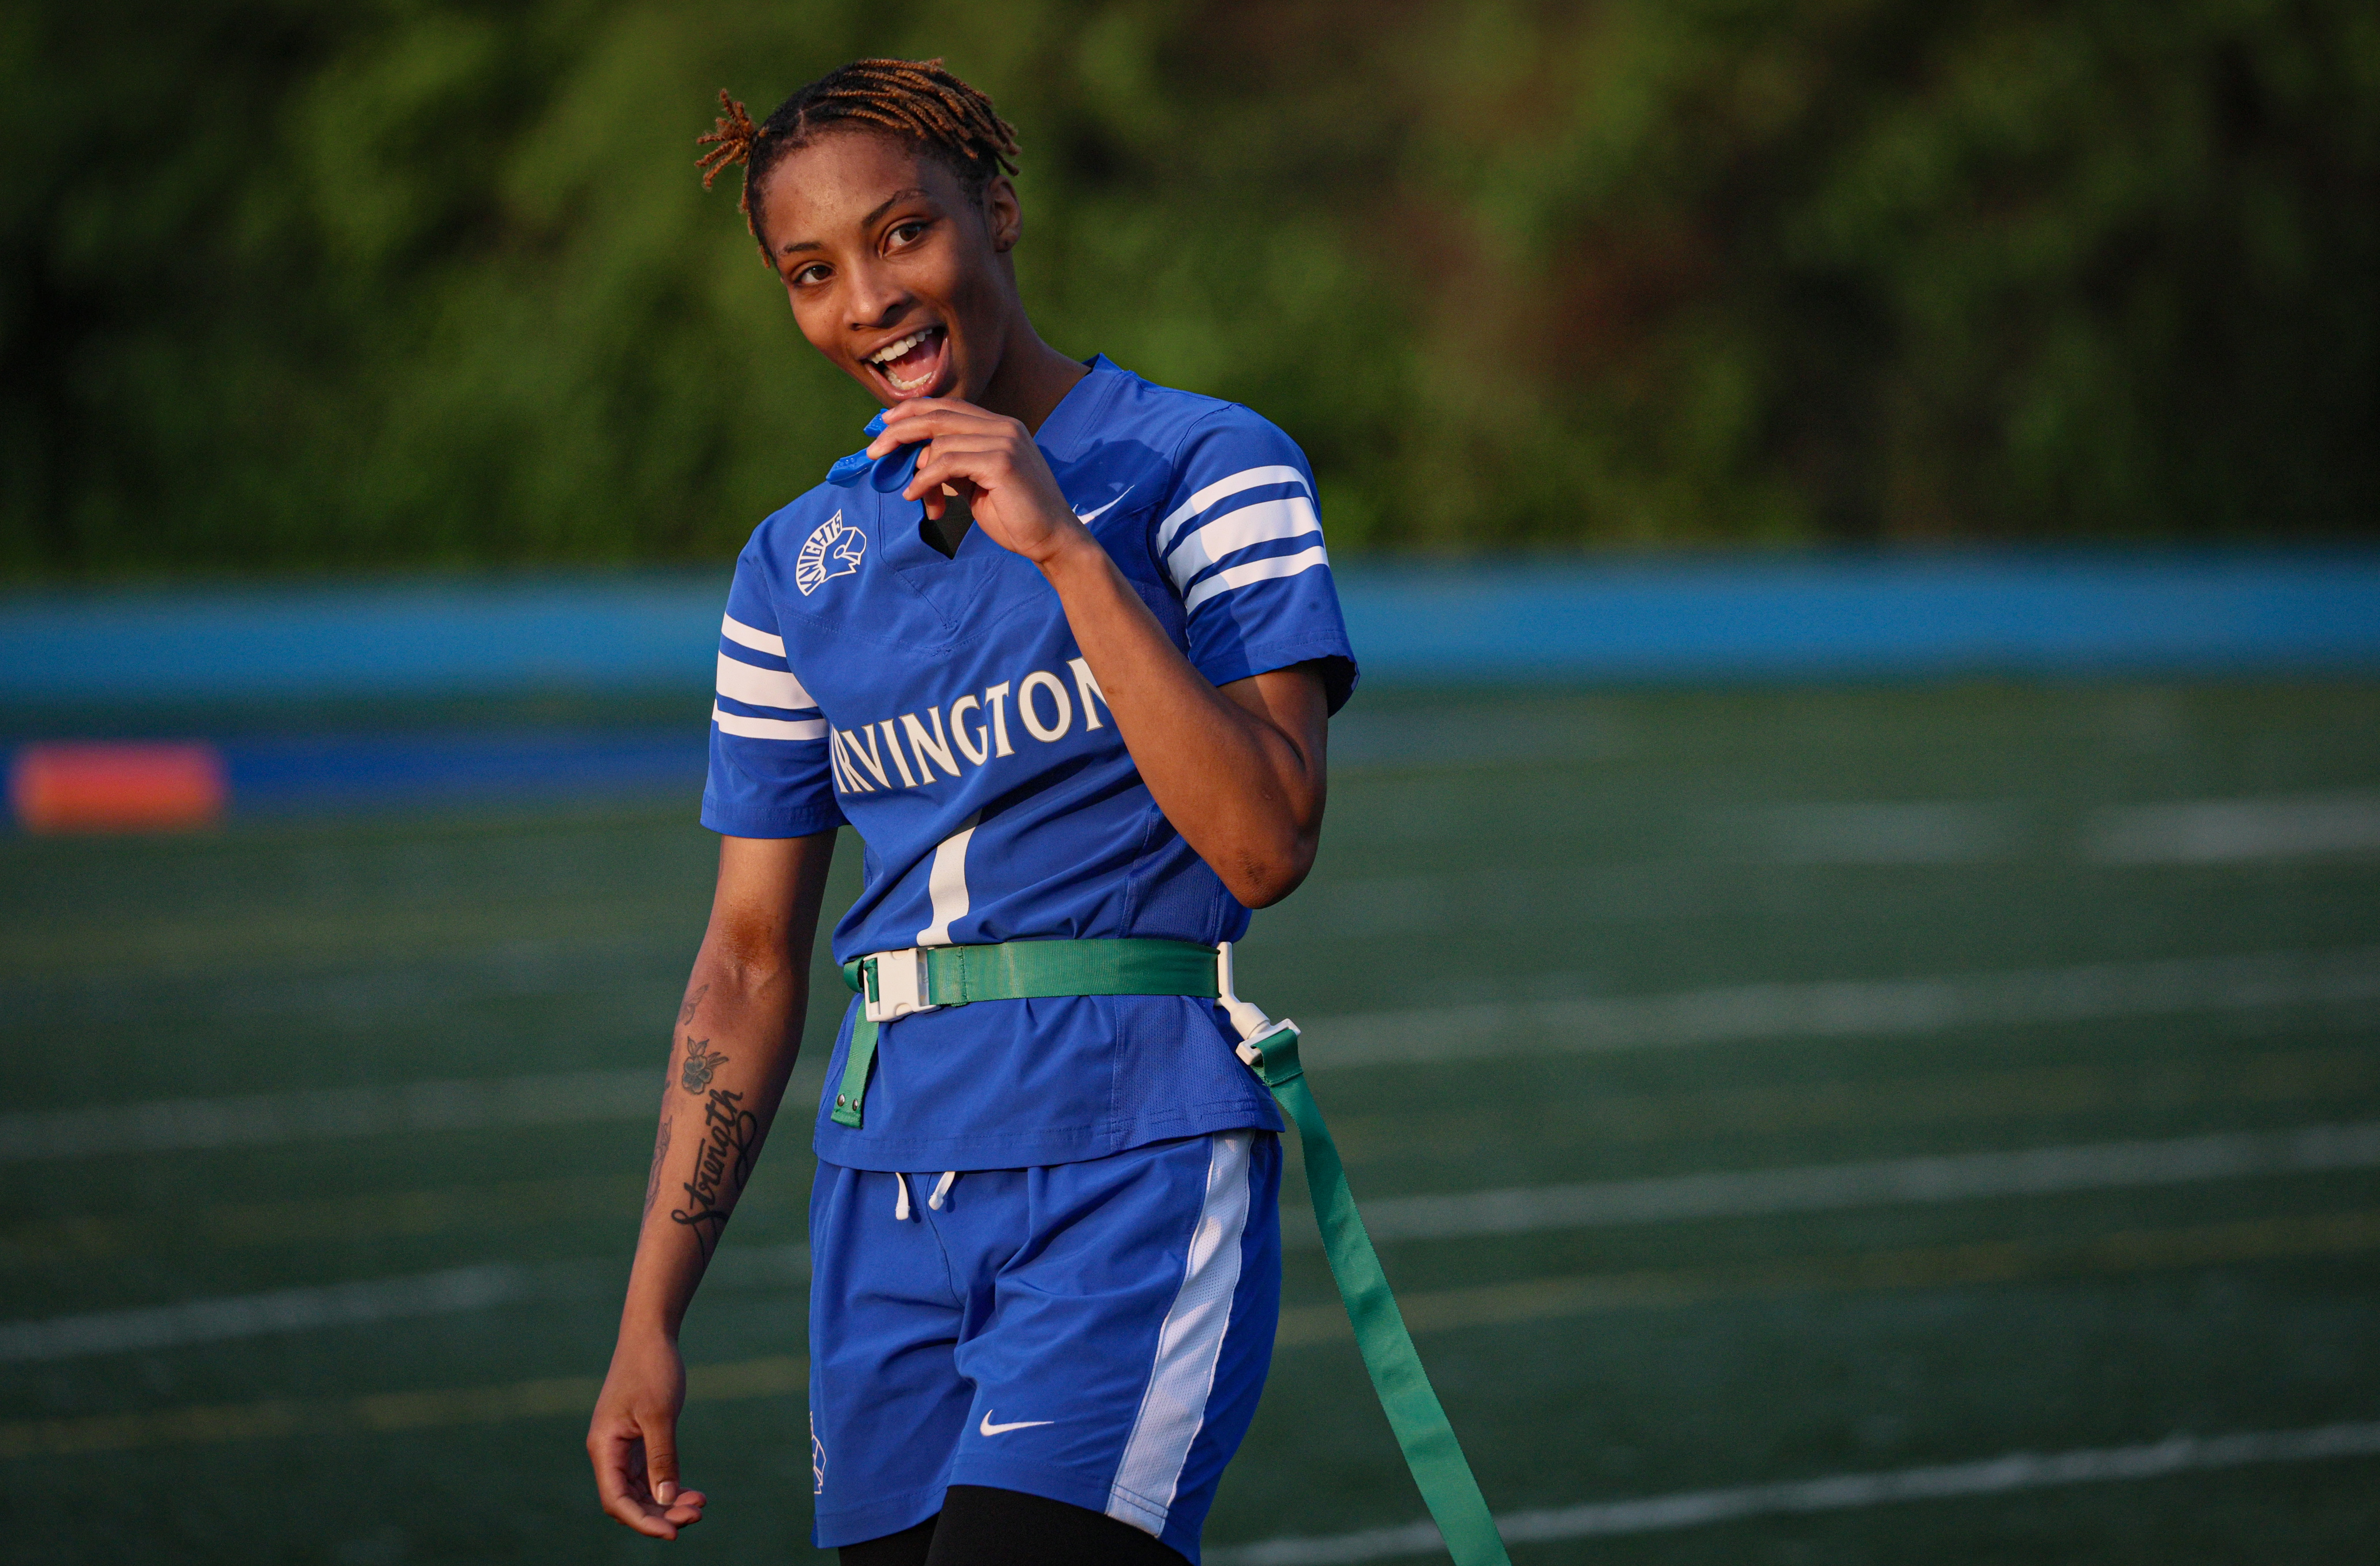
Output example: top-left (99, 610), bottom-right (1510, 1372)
top-left (807, 1131), bottom-right (1282, 1561)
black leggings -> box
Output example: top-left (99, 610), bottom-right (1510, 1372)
top-left (840, 1485), bottom-right (1188, 1566)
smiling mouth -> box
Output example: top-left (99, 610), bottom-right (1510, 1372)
top-left (865, 325), bottom-right (949, 397)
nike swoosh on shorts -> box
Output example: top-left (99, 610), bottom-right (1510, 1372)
top-left (979, 1410), bottom-right (1055, 1437)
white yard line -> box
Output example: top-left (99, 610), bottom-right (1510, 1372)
top-left (0, 1070), bottom-right (656, 1162)
top-left (2091, 791), bottom-right (2380, 863)
top-left (1736, 801), bottom-right (2023, 864)
top-left (6, 948), bottom-right (2376, 1163)
top-left (19, 1118), bottom-right (2380, 1361)
top-left (0, 1265), bottom-right (534, 1363)
top-left (0, 1242), bottom-right (809, 1363)
top-left (1302, 1122), bottom-right (2380, 1247)
top-left (1207, 1420), bottom-right (2380, 1564)
top-left (0, 931), bottom-right (689, 1016)
top-left (1311, 945), bottom-right (2380, 1068)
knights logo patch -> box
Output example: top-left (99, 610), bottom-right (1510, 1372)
top-left (795, 511), bottom-right (866, 595)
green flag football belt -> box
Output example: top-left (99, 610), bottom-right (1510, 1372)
top-left (836, 937), bottom-right (1513, 1566)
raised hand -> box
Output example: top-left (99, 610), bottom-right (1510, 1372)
top-left (867, 398), bottom-right (1089, 569)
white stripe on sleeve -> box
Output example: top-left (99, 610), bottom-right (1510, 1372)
top-left (716, 651), bottom-right (816, 712)
top-left (1155, 465), bottom-right (1308, 554)
top-left (1165, 497), bottom-right (1322, 591)
top-left (721, 613), bottom-right (786, 658)
top-left (1106, 1132), bottom-right (1254, 1537)
top-left (711, 704), bottom-right (826, 742)
top-left (1181, 543), bottom-right (1331, 614)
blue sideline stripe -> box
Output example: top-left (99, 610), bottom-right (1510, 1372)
top-left (4, 554), bottom-right (2378, 702)
top-left (1341, 554), bottom-right (2380, 682)
top-left (0, 577), bottom-right (729, 702)
top-left (220, 731), bottom-right (706, 813)
top-left (0, 730), bottom-right (708, 826)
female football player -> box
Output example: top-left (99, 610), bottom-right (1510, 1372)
top-left (588, 58), bottom-right (1354, 1566)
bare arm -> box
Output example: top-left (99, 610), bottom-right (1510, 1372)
top-left (587, 829), bottom-right (838, 1538)
top-left (1049, 595), bottom-right (1327, 909)
top-left (870, 400), bottom-right (1329, 906)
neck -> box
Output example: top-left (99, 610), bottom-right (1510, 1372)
top-left (973, 313), bottom-right (1088, 434)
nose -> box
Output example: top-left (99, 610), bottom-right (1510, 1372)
top-left (842, 256), bottom-right (913, 336)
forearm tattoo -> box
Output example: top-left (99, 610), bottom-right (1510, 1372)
top-left (670, 1087), bottom-right (760, 1257)
top-left (679, 1037), bottom-right (729, 1094)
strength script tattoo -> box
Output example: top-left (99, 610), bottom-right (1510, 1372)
top-left (680, 1038), bottom-right (729, 1094)
top-left (670, 1087), bottom-right (760, 1257)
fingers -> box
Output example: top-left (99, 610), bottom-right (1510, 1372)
top-left (644, 1416), bottom-right (682, 1506)
top-left (589, 1415), bottom-right (708, 1539)
top-left (592, 1438), bottom-right (678, 1537)
top-left (877, 421), bottom-right (1002, 466)
top-left (902, 440), bottom-right (1013, 503)
top-left (879, 395), bottom-right (995, 428)
top-left (868, 400), bottom-right (1021, 457)
top-left (593, 1459), bottom-right (708, 1537)
top-left (867, 409), bottom-right (1074, 551)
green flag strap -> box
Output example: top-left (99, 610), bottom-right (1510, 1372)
top-left (831, 938), bottom-right (1221, 1127)
top-left (831, 1008), bottom-right (880, 1128)
top-left (1250, 1022), bottom-right (1512, 1566)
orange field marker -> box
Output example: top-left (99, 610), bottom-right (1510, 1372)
top-left (8, 741), bottom-right (227, 833)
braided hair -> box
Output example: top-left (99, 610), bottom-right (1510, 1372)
top-left (696, 58), bottom-right (1020, 253)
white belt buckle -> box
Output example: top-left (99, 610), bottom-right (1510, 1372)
top-left (1215, 940), bottom-right (1280, 1068)
top-left (863, 948), bottom-right (938, 1023)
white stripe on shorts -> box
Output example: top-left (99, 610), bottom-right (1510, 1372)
top-left (1106, 1131), bottom-right (1255, 1537)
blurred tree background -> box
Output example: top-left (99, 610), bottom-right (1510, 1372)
top-left (2, 0), bottom-right (2374, 573)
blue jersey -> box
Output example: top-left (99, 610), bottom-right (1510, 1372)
top-left (700, 356), bottom-right (1357, 1171)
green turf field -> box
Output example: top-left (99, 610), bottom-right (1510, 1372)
top-left (5, 681), bottom-right (2380, 1563)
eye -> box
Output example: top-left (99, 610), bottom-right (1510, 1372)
top-left (791, 262), bottom-right (831, 287)
top-left (886, 219), bottom-right (930, 250)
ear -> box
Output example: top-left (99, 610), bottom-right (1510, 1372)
top-left (982, 175), bottom-right (1021, 254)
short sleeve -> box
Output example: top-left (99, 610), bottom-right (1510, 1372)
top-left (699, 547), bottom-right (848, 839)
top-left (1154, 410), bottom-right (1359, 712)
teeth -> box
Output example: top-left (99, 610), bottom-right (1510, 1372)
top-left (868, 328), bottom-right (936, 365)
